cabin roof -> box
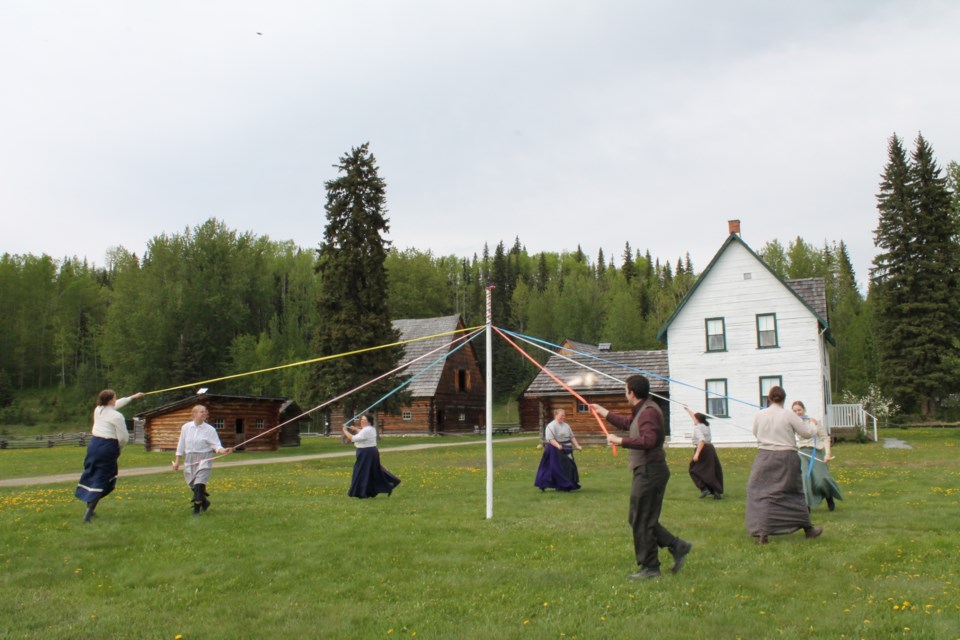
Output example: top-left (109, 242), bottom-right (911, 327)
top-left (393, 314), bottom-right (476, 397)
top-left (135, 393), bottom-right (287, 419)
top-left (523, 349), bottom-right (669, 396)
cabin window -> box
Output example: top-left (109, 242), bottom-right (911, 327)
top-left (756, 313), bottom-right (778, 348)
top-left (402, 412), bottom-right (412, 421)
top-left (256, 419), bottom-right (264, 430)
top-left (214, 418), bottom-right (224, 430)
top-left (705, 379), bottom-right (729, 417)
top-left (456, 369), bottom-right (470, 392)
top-left (577, 401), bottom-right (590, 413)
top-left (705, 318), bottom-right (726, 352)
top-left (458, 412), bottom-right (466, 422)
top-left (759, 376), bottom-right (782, 408)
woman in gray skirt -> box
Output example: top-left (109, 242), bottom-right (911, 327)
top-left (172, 405), bottom-right (232, 515)
top-left (746, 386), bottom-right (823, 544)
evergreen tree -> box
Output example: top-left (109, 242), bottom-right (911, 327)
top-left (620, 242), bottom-right (636, 282)
top-left (310, 144), bottom-right (404, 420)
top-left (871, 133), bottom-right (959, 415)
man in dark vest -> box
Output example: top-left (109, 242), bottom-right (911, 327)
top-left (593, 374), bottom-right (692, 580)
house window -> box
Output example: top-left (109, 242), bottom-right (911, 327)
top-left (759, 376), bottom-right (782, 408)
top-left (757, 313), bottom-right (778, 348)
top-left (256, 419), bottom-right (264, 430)
top-left (705, 318), bottom-right (726, 352)
top-left (402, 411), bottom-right (412, 421)
top-left (577, 401), bottom-right (590, 413)
top-left (458, 412), bottom-right (466, 422)
top-left (214, 418), bottom-right (224, 430)
top-left (705, 379), bottom-right (729, 417)
top-left (456, 369), bottom-right (470, 392)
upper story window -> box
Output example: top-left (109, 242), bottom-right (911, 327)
top-left (456, 369), bottom-right (470, 392)
top-left (705, 379), bottom-right (729, 418)
top-left (756, 313), bottom-right (779, 348)
top-left (759, 375), bottom-right (782, 408)
top-left (705, 318), bottom-right (726, 352)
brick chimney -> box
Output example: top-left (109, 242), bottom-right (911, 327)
top-left (728, 219), bottom-right (741, 236)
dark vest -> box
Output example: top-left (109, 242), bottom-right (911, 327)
top-left (628, 398), bottom-right (666, 469)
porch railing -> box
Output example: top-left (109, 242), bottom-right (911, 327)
top-left (828, 403), bottom-right (878, 442)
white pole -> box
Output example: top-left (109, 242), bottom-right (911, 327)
top-left (485, 285), bottom-right (494, 519)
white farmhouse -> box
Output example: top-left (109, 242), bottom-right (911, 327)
top-left (657, 221), bottom-right (833, 445)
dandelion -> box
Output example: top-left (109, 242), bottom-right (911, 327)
top-left (175, 636), bottom-right (183, 640)
top-left (523, 620), bottom-right (529, 625)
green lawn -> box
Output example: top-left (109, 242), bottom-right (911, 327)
top-left (1, 429), bottom-right (957, 639)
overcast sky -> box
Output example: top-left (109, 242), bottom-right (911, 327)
top-left (3, 1), bottom-right (958, 289)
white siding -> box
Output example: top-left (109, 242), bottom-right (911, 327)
top-left (665, 241), bottom-right (829, 445)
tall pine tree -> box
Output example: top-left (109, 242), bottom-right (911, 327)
top-left (871, 133), bottom-right (959, 415)
top-left (311, 144), bottom-right (404, 422)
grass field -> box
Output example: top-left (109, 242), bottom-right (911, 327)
top-left (1, 429), bottom-right (957, 639)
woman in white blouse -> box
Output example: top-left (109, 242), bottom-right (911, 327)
top-left (342, 413), bottom-right (401, 498)
top-left (685, 406), bottom-right (724, 500)
top-left (792, 401), bottom-right (842, 512)
top-left (75, 389), bottom-right (144, 522)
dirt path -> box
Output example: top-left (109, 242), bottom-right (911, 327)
top-left (0, 437), bottom-right (539, 488)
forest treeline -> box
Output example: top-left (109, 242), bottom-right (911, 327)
top-left (0, 220), bottom-right (867, 419)
top-left (1, 133), bottom-right (958, 424)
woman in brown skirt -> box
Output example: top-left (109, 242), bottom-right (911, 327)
top-left (685, 406), bottom-right (724, 500)
top-left (745, 386), bottom-right (823, 544)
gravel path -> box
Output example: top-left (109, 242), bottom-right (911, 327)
top-left (0, 436), bottom-right (539, 488)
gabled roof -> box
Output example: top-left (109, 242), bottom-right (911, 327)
top-left (393, 315), bottom-right (475, 397)
top-left (523, 349), bottom-right (669, 396)
top-left (135, 393), bottom-right (287, 418)
top-left (656, 234), bottom-right (833, 344)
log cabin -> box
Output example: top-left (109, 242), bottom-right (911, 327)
top-left (328, 315), bottom-right (486, 434)
top-left (137, 393), bottom-right (300, 452)
top-left (519, 346), bottom-right (670, 441)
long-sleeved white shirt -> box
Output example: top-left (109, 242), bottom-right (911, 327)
top-left (176, 421), bottom-right (224, 456)
top-left (90, 397), bottom-right (133, 448)
top-left (753, 404), bottom-right (816, 451)
top-left (352, 425), bottom-right (378, 449)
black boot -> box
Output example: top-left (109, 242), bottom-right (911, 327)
top-left (192, 484), bottom-right (205, 516)
top-left (83, 500), bottom-right (98, 523)
top-left (826, 496), bottom-right (836, 511)
top-left (197, 484), bottom-right (210, 511)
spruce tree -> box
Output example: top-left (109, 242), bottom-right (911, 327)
top-left (871, 133), bottom-right (959, 415)
top-left (311, 143), bottom-right (404, 421)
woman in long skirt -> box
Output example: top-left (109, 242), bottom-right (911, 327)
top-left (75, 389), bottom-right (144, 522)
top-left (534, 408), bottom-right (582, 492)
top-left (685, 407), bottom-right (724, 500)
top-left (342, 414), bottom-right (400, 498)
top-left (792, 401), bottom-right (842, 511)
top-left (746, 386), bottom-right (823, 544)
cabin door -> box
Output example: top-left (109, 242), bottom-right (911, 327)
top-left (235, 418), bottom-right (245, 451)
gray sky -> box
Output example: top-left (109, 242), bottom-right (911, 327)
top-left (3, 1), bottom-right (958, 289)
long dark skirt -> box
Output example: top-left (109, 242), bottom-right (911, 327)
top-left (688, 443), bottom-right (724, 496)
top-left (348, 447), bottom-right (401, 498)
top-left (745, 449), bottom-right (812, 537)
top-left (75, 436), bottom-right (120, 504)
top-left (799, 447), bottom-right (843, 508)
top-left (534, 445), bottom-right (581, 492)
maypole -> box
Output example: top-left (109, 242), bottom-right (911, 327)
top-left (485, 284), bottom-right (494, 519)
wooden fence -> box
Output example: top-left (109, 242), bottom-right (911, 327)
top-left (0, 432), bottom-right (96, 450)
